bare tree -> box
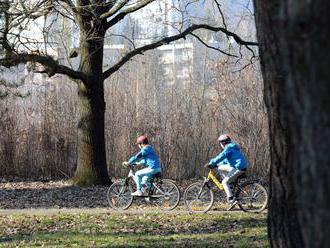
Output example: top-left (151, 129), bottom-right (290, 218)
top-left (0, 0), bottom-right (257, 185)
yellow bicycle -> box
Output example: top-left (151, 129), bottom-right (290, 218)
top-left (183, 169), bottom-right (268, 213)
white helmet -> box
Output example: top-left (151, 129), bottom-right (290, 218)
top-left (217, 134), bottom-right (231, 145)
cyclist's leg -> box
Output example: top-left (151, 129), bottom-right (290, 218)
top-left (222, 167), bottom-right (244, 199)
top-left (133, 168), bottom-right (151, 192)
top-left (140, 168), bottom-right (161, 190)
top-left (135, 167), bottom-right (160, 192)
top-left (218, 163), bottom-right (232, 180)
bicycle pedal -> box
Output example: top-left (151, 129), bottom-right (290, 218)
top-left (227, 200), bottom-right (238, 211)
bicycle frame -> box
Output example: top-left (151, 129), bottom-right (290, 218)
top-left (121, 165), bottom-right (165, 198)
top-left (197, 169), bottom-right (223, 198)
top-left (207, 169), bottom-right (224, 190)
top-left (206, 169), bottom-right (245, 200)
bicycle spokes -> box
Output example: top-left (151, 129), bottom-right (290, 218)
top-left (237, 182), bottom-right (268, 213)
top-left (107, 181), bottom-right (133, 210)
top-left (184, 182), bottom-right (214, 213)
top-left (151, 179), bottom-right (180, 211)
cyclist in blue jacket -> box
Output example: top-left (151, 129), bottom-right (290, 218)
top-left (205, 134), bottom-right (247, 209)
top-left (123, 135), bottom-right (162, 196)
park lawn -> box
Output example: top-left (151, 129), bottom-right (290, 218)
top-left (0, 211), bottom-right (268, 247)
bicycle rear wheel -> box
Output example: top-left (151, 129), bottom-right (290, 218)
top-left (237, 181), bottom-right (268, 213)
top-left (107, 180), bottom-right (133, 210)
top-left (151, 179), bottom-right (181, 211)
top-left (183, 182), bottom-right (214, 213)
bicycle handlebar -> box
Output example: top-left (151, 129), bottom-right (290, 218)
top-left (123, 163), bottom-right (137, 168)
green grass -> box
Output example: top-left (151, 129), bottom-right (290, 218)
top-left (0, 211), bottom-right (268, 247)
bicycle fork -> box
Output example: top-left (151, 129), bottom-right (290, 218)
top-left (197, 180), bottom-right (209, 199)
top-left (118, 179), bottom-right (130, 196)
top-left (197, 170), bottom-right (224, 199)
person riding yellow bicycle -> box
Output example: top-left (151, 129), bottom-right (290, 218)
top-left (204, 134), bottom-right (248, 210)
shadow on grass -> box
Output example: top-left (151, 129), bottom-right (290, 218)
top-left (1, 217), bottom-right (267, 247)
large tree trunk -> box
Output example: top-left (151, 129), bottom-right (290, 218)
top-left (254, 0), bottom-right (330, 247)
top-left (73, 27), bottom-right (111, 186)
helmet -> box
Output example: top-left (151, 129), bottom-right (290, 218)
top-left (136, 135), bottom-right (148, 145)
top-left (217, 134), bottom-right (231, 145)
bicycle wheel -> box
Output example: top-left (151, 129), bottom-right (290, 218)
top-left (211, 187), bottom-right (228, 211)
top-left (151, 179), bottom-right (181, 211)
top-left (237, 181), bottom-right (268, 213)
top-left (107, 180), bottom-right (133, 210)
top-left (183, 181), bottom-right (214, 213)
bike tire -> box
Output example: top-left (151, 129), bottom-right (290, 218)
top-left (151, 179), bottom-right (181, 211)
top-left (107, 180), bottom-right (133, 210)
top-left (183, 181), bottom-right (214, 213)
top-left (236, 181), bottom-right (268, 213)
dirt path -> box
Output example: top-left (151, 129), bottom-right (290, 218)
top-left (0, 207), bottom-right (112, 215)
top-left (0, 207), bottom-right (223, 216)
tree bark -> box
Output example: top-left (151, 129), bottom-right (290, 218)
top-left (73, 27), bottom-right (111, 186)
top-left (254, 0), bottom-right (330, 247)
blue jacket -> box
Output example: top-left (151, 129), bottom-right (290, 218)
top-left (209, 142), bottom-right (247, 170)
top-left (128, 145), bottom-right (161, 170)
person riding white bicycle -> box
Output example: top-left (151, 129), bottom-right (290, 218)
top-left (122, 135), bottom-right (162, 196)
top-left (204, 134), bottom-right (248, 210)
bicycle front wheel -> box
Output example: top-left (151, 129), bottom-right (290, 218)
top-left (107, 180), bottom-right (133, 210)
top-left (183, 182), bottom-right (214, 213)
top-left (237, 181), bottom-right (268, 213)
top-left (152, 179), bottom-right (181, 211)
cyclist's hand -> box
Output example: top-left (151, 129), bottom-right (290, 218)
top-left (122, 161), bottom-right (129, 167)
top-left (204, 163), bottom-right (211, 168)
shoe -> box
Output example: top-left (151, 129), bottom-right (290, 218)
top-left (227, 200), bottom-right (238, 211)
top-left (131, 190), bottom-right (143, 196)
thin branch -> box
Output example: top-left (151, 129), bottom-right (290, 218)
top-left (57, 0), bottom-right (80, 21)
top-left (100, 0), bottom-right (129, 20)
top-left (214, 0), bottom-right (227, 29)
top-left (58, 0), bottom-right (76, 11)
top-left (17, 0), bottom-right (54, 20)
top-left (103, 24), bottom-right (258, 79)
top-left (105, 0), bottom-right (155, 29)
top-left (106, 32), bottom-right (136, 49)
top-left (232, 59), bottom-right (257, 73)
top-left (190, 33), bottom-right (237, 57)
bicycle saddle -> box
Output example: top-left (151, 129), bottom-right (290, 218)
top-left (237, 173), bottom-right (247, 180)
top-left (153, 172), bottom-right (162, 178)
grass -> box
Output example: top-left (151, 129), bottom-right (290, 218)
top-left (0, 211), bottom-right (268, 247)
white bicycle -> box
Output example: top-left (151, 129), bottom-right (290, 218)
top-left (107, 164), bottom-right (181, 210)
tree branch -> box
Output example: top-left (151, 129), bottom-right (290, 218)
top-left (17, 0), bottom-right (54, 20)
top-left (190, 33), bottom-right (237, 57)
top-left (58, 0), bottom-right (76, 11)
top-left (214, 0), bottom-right (227, 29)
top-left (0, 53), bottom-right (87, 82)
top-left (99, 0), bottom-right (129, 20)
top-left (103, 24), bottom-right (258, 79)
top-left (57, 0), bottom-right (79, 20)
top-left (105, 0), bottom-right (155, 29)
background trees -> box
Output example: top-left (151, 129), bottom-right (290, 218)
top-left (0, 43), bottom-right (268, 181)
top-left (0, 0), bottom-right (260, 184)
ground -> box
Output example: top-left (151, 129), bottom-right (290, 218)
top-left (0, 210), bottom-right (267, 247)
top-left (0, 181), bottom-right (268, 247)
